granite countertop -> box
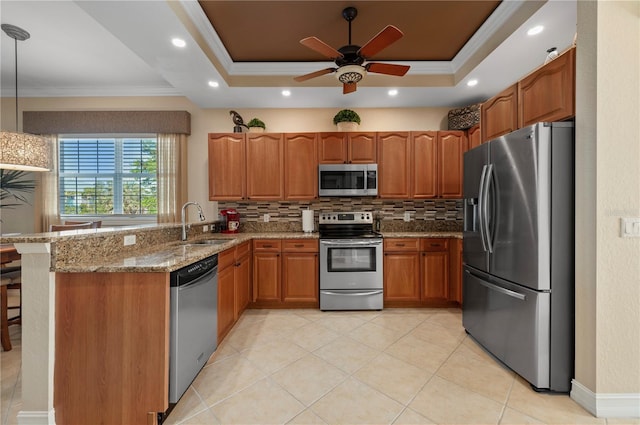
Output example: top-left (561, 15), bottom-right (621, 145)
top-left (57, 232), bottom-right (320, 273)
top-left (7, 227), bottom-right (461, 273)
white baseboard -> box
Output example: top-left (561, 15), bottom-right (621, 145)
top-left (572, 379), bottom-right (640, 418)
top-left (17, 409), bottom-right (55, 425)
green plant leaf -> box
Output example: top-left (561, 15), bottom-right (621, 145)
top-left (0, 169), bottom-right (36, 208)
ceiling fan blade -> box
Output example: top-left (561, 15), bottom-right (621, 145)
top-left (294, 68), bottom-right (336, 82)
top-left (366, 62), bottom-right (410, 76)
top-left (357, 25), bottom-right (404, 58)
top-left (300, 37), bottom-right (344, 59)
top-left (343, 82), bottom-right (357, 94)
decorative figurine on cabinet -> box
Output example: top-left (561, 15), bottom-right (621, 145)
top-left (229, 110), bottom-right (248, 133)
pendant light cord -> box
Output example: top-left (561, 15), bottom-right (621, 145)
top-left (14, 36), bottom-right (19, 132)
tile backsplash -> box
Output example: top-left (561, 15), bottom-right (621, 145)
top-left (218, 198), bottom-right (463, 232)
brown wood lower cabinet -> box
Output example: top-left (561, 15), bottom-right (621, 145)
top-left (252, 239), bottom-right (318, 307)
top-left (218, 241), bottom-right (252, 343)
top-left (55, 272), bottom-right (169, 425)
top-left (383, 238), bottom-right (461, 307)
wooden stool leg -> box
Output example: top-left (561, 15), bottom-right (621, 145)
top-left (1, 285), bottom-right (11, 351)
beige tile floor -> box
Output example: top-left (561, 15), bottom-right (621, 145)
top-left (2, 309), bottom-right (639, 425)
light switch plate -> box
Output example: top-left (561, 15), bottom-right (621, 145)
top-left (263, 214), bottom-right (270, 222)
top-left (124, 234), bottom-right (136, 246)
top-left (620, 217), bottom-right (640, 237)
top-left (202, 225), bottom-right (208, 232)
top-left (403, 211), bottom-right (411, 222)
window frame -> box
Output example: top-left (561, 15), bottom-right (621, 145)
top-left (58, 134), bottom-right (158, 224)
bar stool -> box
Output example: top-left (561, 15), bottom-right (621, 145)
top-left (1, 268), bottom-right (21, 351)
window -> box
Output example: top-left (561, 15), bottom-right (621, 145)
top-left (59, 136), bottom-right (157, 216)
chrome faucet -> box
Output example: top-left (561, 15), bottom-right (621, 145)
top-left (181, 201), bottom-right (206, 241)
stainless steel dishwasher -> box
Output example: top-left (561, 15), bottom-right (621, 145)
top-left (169, 254), bottom-right (218, 404)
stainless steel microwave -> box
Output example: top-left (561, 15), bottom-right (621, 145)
top-left (318, 164), bottom-right (378, 197)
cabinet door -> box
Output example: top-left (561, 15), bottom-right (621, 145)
top-left (252, 252), bottom-right (281, 302)
top-left (282, 252), bottom-right (319, 303)
top-left (208, 133), bottom-right (245, 200)
top-left (348, 133), bottom-right (377, 163)
top-left (421, 251), bottom-right (449, 301)
top-left (448, 238), bottom-right (463, 304)
top-left (481, 84), bottom-right (518, 142)
top-left (438, 131), bottom-right (467, 199)
top-left (234, 251), bottom-right (252, 319)
top-left (284, 133), bottom-right (318, 200)
top-left (377, 132), bottom-right (411, 199)
top-left (318, 133), bottom-right (347, 163)
top-left (467, 125), bottom-right (482, 150)
top-left (218, 265), bottom-right (236, 342)
top-left (518, 47), bottom-right (575, 127)
top-left (384, 252), bottom-right (421, 301)
top-left (411, 131), bottom-right (438, 199)
top-left (246, 133), bottom-right (284, 200)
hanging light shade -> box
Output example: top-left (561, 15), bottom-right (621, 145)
top-left (0, 24), bottom-right (50, 172)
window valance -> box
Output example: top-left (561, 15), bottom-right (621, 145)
top-left (23, 110), bottom-right (191, 135)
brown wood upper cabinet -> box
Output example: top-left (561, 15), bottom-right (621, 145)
top-left (208, 133), bottom-right (246, 200)
top-left (390, 130), bottom-right (467, 199)
top-left (481, 84), bottom-right (518, 143)
top-left (246, 133), bottom-right (284, 200)
top-left (518, 47), bottom-right (575, 127)
top-left (467, 124), bottom-right (482, 150)
top-left (318, 132), bottom-right (376, 164)
top-left (284, 133), bottom-right (318, 200)
top-left (377, 132), bottom-right (412, 198)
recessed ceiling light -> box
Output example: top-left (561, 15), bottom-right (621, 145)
top-left (171, 38), bottom-right (186, 48)
top-left (282, 90), bottom-right (291, 97)
top-left (467, 79), bottom-right (478, 87)
top-left (208, 81), bottom-right (219, 88)
top-left (388, 89), bottom-right (398, 96)
top-left (527, 25), bottom-right (544, 36)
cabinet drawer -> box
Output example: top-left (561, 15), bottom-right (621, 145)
top-left (253, 239), bottom-right (282, 252)
top-left (420, 238), bottom-right (449, 252)
top-left (235, 240), bottom-right (252, 258)
top-left (218, 248), bottom-right (236, 270)
top-left (282, 239), bottom-right (318, 252)
top-left (384, 238), bottom-right (420, 252)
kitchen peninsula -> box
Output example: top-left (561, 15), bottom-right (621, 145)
top-left (2, 223), bottom-right (461, 425)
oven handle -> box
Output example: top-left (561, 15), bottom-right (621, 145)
top-left (320, 290), bottom-right (383, 297)
top-left (320, 239), bottom-right (382, 246)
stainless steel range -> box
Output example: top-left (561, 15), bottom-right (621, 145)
top-left (319, 211), bottom-right (383, 311)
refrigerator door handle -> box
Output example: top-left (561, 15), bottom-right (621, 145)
top-left (466, 269), bottom-right (526, 301)
top-left (478, 165), bottom-right (489, 251)
top-left (482, 164), bottom-right (495, 253)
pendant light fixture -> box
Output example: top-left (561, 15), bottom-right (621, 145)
top-left (0, 23), bottom-right (50, 172)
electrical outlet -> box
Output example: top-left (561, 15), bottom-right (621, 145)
top-left (263, 214), bottom-right (270, 222)
top-left (124, 235), bottom-right (136, 246)
top-left (620, 217), bottom-right (640, 237)
top-left (403, 211), bottom-right (411, 222)
top-left (202, 225), bottom-right (208, 232)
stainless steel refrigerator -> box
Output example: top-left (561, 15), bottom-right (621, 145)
top-left (462, 122), bottom-right (574, 392)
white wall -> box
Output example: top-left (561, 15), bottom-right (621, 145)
top-left (574, 0), bottom-right (640, 415)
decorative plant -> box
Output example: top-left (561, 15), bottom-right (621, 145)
top-left (0, 169), bottom-right (36, 208)
top-left (247, 118), bottom-right (266, 129)
top-left (333, 109), bottom-right (361, 125)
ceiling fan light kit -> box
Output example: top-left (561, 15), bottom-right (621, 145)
top-left (295, 7), bottom-right (410, 94)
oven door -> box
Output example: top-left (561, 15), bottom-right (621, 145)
top-left (319, 238), bottom-right (383, 290)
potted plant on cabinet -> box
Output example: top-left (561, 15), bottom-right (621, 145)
top-left (247, 118), bottom-right (266, 133)
top-left (333, 109), bottom-right (361, 131)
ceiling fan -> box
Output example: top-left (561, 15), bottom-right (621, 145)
top-left (294, 6), bottom-right (410, 94)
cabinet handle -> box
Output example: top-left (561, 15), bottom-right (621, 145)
top-left (431, 243), bottom-right (442, 247)
top-left (395, 243), bottom-right (405, 247)
top-left (263, 244), bottom-right (273, 248)
top-left (294, 244), bottom-right (304, 248)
